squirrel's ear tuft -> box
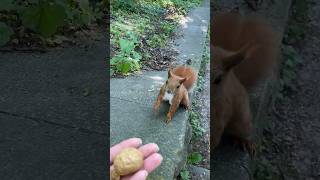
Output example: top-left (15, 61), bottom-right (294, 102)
top-left (179, 77), bottom-right (186, 84)
top-left (168, 68), bottom-right (174, 78)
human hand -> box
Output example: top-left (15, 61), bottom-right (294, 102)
top-left (110, 138), bottom-right (163, 180)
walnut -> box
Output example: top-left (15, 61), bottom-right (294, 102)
top-left (111, 148), bottom-right (144, 180)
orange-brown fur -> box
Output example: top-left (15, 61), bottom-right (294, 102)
top-left (154, 66), bottom-right (197, 123)
top-left (212, 12), bottom-right (279, 156)
top-left (213, 12), bottom-right (279, 89)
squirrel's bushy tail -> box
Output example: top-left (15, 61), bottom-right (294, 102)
top-left (212, 12), bottom-right (279, 89)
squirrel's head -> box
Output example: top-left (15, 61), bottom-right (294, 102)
top-left (164, 68), bottom-right (186, 95)
top-left (212, 44), bottom-right (250, 85)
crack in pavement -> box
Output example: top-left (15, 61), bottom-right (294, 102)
top-left (110, 96), bottom-right (153, 107)
top-left (0, 110), bottom-right (107, 136)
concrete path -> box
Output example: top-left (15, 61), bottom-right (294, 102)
top-left (110, 0), bottom-right (209, 179)
top-left (0, 39), bottom-right (108, 179)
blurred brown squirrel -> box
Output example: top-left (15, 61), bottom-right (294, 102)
top-left (212, 12), bottom-right (279, 156)
top-left (154, 66), bottom-right (197, 123)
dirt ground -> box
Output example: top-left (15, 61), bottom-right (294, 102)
top-left (258, 0), bottom-right (320, 179)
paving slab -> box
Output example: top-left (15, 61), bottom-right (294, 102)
top-left (0, 114), bottom-right (107, 180)
top-left (175, 0), bottom-right (209, 66)
top-left (0, 40), bottom-right (108, 134)
top-left (110, 0), bottom-right (210, 179)
top-left (0, 38), bottom-right (108, 179)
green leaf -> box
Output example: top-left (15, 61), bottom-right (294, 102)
top-left (118, 61), bottom-right (130, 74)
top-left (19, 2), bottom-right (67, 37)
top-left (78, 0), bottom-right (90, 11)
top-left (0, 0), bottom-right (14, 11)
top-left (132, 51), bottom-right (142, 61)
top-left (80, 13), bottom-right (91, 25)
top-left (119, 38), bottom-right (134, 53)
top-left (187, 152), bottom-right (203, 165)
top-left (0, 22), bottom-right (14, 46)
top-left (180, 170), bottom-right (190, 180)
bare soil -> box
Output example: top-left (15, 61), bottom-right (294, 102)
top-left (257, 0), bottom-right (320, 179)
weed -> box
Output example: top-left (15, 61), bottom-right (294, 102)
top-left (179, 169), bottom-right (190, 180)
top-left (147, 34), bottom-right (168, 48)
top-left (187, 152), bottom-right (203, 165)
top-left (254, 157), bottom-right (277, 180)
top-left (277, 45), bottom-right (302, 100)
top-left (111, 31), bottom-right (142, 74)
top-left (276, 0), bottom-right (307, 102)
top-left (188, 110), bottom-right (205, 138)
top-left (283, 0), bottom-right (308, 44)
top-left (0, 22), bottom-right (13, 46)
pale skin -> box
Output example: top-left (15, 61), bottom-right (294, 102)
top-left (110, 138), bottom-right (163, 180)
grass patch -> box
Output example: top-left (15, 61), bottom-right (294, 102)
top-left (110, 0), bottom-right (201, 75)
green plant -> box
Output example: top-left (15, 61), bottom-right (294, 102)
top-left (283, 0), bottom-right (308, 44)
top-left (188, 110), bottom-right (205, 138)
top-left (110, 0), bottom-right (202, 76)
top-left (19, 1), bottom-right (67, 37)
top-left (254, 158), bottom-right (275, 180)
top-left (147, 34), bottom-right (168, 48)
top-left (0, 0), bottom-right (105, 46)
top-left (111, 32), bottom-right (142, 74)
top-left (180, 169), bottom-right (190, 180)
top-left (277, 45), bottom-right (302, 100)
top-left (0, 22), bottom-right (14, 46)
top-left (187, 152), bottom-right (203, 165)
top-left (160, 21), bottom-right (176, 36)
top-left (0, 0), bottom-right (14, 11)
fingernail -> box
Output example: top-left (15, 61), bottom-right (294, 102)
top-left (156, 153), bottom-right (163, 162)
top-left (152, 143), bottom-right (160, 152)
top-left (141, 170), bottom-right (148, 177)
top-left (132, 137), bottom-right (142, 145)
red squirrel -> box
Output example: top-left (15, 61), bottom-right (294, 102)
top-left (212, 12), bottom-right (278, 156)
top-left (154, 65), bottom-right (197, 123)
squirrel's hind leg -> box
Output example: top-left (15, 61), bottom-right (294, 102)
top-left (181, 92), bottom-right (190, 110)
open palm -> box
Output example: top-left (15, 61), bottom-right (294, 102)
top-left (110, 138), bottom-right (163, 180)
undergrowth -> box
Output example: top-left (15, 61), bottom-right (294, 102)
top-left (0, 0), bottom-right (106, 47)
top-left (110, 0), bottom-right (201, 75)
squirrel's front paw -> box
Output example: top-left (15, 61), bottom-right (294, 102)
top-left (166, 113), bottom-right (173, 123)
top-left (153, 103), bottom-right (160, 112)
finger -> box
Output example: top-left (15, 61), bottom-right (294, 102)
top-left (138, 143), bottom-right (159, 158)
top-left (143, 153), bottom-right (163, 173)
top-left (110, 165), bottom-right (118, 180)
top-left (122, 170), bottom-right (148, 180)
top-left (110, 138), bottom-right (142, 163)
